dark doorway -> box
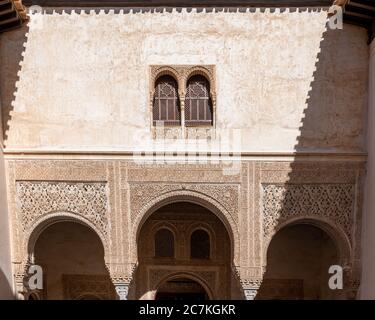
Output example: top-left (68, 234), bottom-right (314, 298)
top-left (155, 277), bottom-right (209, 301)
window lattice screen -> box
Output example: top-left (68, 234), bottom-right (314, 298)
top-left (185, 75), bottom-right (213, 126)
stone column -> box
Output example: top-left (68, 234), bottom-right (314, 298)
top-left (179, 92), bottom-right (186, 138)
top-left (239, 277), bottom-right (262, 300)
top-left (15, 280), bottom-right (26, 300)
top-left (211, 92), bottom-right (216, 128)
top-left (13, 261), bottom-right (30, 300)
top-left (108, 262), bottom-right (135, 300)
top-left (241, 279), bottom-right (261, 301)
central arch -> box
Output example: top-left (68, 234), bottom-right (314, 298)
top-left (132, 189), bottom-right (240, 264)
top-left (135, 201), bottom-right (233, 299)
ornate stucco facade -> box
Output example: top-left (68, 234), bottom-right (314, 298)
top-left (0, 0), bottom-right (374, 300)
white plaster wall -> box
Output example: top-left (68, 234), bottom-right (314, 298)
top-left (1, 8), bottom-right (368, 153)
top-left (361, 39), bottom-right (375, 300)
top-left (0, 40), bottom-right (14, 298)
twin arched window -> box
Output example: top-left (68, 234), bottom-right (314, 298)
top-left (153, 75), bottom-right (213, 127)
top-left (154, 228), bottom-right (210, 260)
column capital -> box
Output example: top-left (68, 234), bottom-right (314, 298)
top-left (243, 288), bottom-right (258, 300)
top-left (115, 283), bottom-right (130, 300)
top-left (240, 277), bottom-right (262, 300)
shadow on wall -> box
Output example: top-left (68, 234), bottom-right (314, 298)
top-left (0, 24), bottom-right (28, 143)
top-left (256, 21), bottom-right (367, 299)
top-left (0, 268), bottom-right (13, 299)
top-left (0, 8), bottom-right (367, 300)
top-left (31, 221), bottom-right (116, 300)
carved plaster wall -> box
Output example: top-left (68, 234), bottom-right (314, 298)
top-left (5, 159), bottom-right (365, 299)
top-left (62, 274), bottom-right (116, 300)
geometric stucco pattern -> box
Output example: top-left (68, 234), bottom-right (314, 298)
top-left (5, 159), bottom-right (364, 299)
top-left (16, 181), bottom-right (109, 238)
top-left (62, 274), bottom-right (116, 300)
top-left (129, 183), bottom-right (239, 223)
top-left (262, 183), bottom-right (355, 241)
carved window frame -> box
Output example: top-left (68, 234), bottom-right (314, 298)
top-left (150, 65), bottom-right (216, 138)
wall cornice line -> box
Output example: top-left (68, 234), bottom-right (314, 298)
top-left (2, 149), bottom-right (367, 161)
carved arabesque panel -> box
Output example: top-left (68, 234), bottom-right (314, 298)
top-left (16, 181), bottom-right (109, 238)
top-left (262, 183), bottom-right (354, 241)
top-left (63, 274), bottom-right (116, 300)
top-left (130, 183), bottom-right (239, 223)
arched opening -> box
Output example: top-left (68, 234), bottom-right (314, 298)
top-left (190, 229), bottom-right (210, 260)
top-left (153, 75), bottom-right (180, 126)
top-left (32, 221), bottom-right (115, 300)
top-left (136, 201), bottom-right (231, 299)
top-left (154, 228), bottom-right (175, 258)
top-left (259, 224), bottom-right (342, 300)
top-left (155, 277), bottom-right (209, 301)
top-left (185, 75), bottom-right (212, 126)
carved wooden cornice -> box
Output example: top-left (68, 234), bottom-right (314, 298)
top-left (0, 0), bottom-right (27, 33)
top-left (12, 0), bottom-right (27, 20)
top-left (22, 0), bottom-right (333, 8)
